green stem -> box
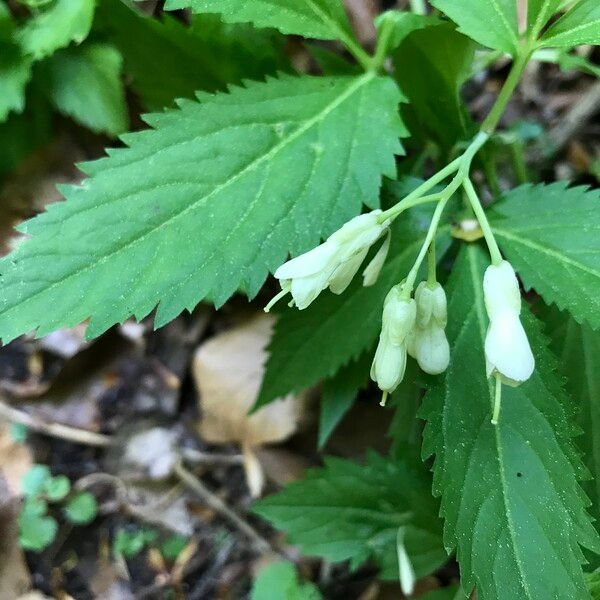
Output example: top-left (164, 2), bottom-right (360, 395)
top-left (427, 239), bottom-right (437, 285)
top-left (342, 36), bottom-right (374, 71)
top-left (378, 192), bottom-right (444, 224)
top-left (462, 178), bottom-right (503, 265)
top-left (370, 16), bottom-right (396, 72)
top-left (492, 376), bottom-right (502, 425)
top-left (510, 140), bottom-right (528, 184)
top-left (409, 0), bottom-right (426, 15)
top-left (481, 47), bottom-right (534, 134)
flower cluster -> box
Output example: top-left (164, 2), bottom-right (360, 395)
top-left (265, 210), bottom-right (390, 312)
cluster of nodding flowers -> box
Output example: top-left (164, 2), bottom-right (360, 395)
top-left (265, 206), bottom-right (535, 424)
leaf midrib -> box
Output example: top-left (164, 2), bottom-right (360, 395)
top-left (0, 73), bottom-right (376, 317)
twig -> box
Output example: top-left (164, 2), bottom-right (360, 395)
top-left (181, 447), bottom-right (244, 466)
top-left (174, 461), bottom-right (278, 556)
top-left (0, 396), bottom-right (112, 447)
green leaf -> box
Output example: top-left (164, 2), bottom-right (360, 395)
top-left (160, 534), bottom-right (188, 560)
top-left (43, 475), bottom-right (71, 502)
top-left (527, 0), bottom-right (561, 36)
top-left (19, 498), bottom-right (58, 551)
top-left (540, 303), bottom-right (600, 529)
top-left (257, 180), bottom-right (452, 408)
top-left (421, 586), bottom-right (461, 600)
top-left (431, 0), bottom-right (518, 54)
top-left (251, 561), bottom-right (322, 600)
top-left (420, 244), bottom-right (599, 600)
top-left (113, 528), bottom-right (150, 558)
top-left (318, 354), bottom-right (369, 449)
top-left (589, 568), bottom-right (600, 599)
top-left (391, 23), bottom-right (475, 154)
top-left (22, 464), bottom-right (51, 497)
top-left (0, 73), bottom-right (404, 343)
top-left (541, 0), bottom-right (600, 48)
top-left (96, 0), bottom-right (287, 110)
top-left (0, 4), bottom-right (32, 122)
top-left (64, 491), bottom-right (98, 524)
top-left (254, 451), bottom-right (446, 581)
top-left (164, 0), bottom-right (353, 42)
top-left (374, 10), bottom-right (438, 55)
top-left (40, 43), bottom-right (128, 136)
top-left (490, 182), bottom-right (600, 329)
top-left (16, 0), bottom-right (95, 60)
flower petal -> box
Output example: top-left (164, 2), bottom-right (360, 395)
top-left (329, 248), bottom-right (368, 294)
top-left (363, 230), bottom-right (391, 287)
top-left (274, 240), bottom-right (338, 280)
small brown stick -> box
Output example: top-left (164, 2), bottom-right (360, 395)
top-left (181, 447), bottom-right (244, 466)
top-left (0, 396), bottom-right (112, 447)
top-left (174, 461), bottom-right (278, 557)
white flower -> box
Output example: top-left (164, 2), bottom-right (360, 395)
top-left (371, 286), bottom-right (416, 397)
top-left (265, 211), bottom-right (390, 311)
top-left (363, 230), bottom-right (391, 287)
top-left (396, 527), bottom-right (416, 597)
top-left (483, 260), bottom-right (534, 386)
top-left (408, 282), bottom-right (449, 375)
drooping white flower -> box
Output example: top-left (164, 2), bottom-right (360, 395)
top-left (363, 230), bottom-right (391, 287)
top-left (408, 281), bottom-right (450, 375)
top-left (483, 260), bottom-right (534, 386)
top-left (396, 527), bottom-right (416, 597)
top-left (265, 211), bottom-right (390, 311)
top-left (371, 286), bottom-right (416, 398)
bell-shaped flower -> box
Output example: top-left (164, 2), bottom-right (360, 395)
top-left (265, 210), bottom-right (390, 311)
top-left (483, 260), bottom-right (534, 386)
top-left (408, 282), bottom-right (449, 375)
top-left (371, 286), bottom-right (416, 398)
top-left (363, 230), bottom-right (391, 287)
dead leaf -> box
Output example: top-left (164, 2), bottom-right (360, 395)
top-left (193, 314), bottom-right (303, 496)
top-left (0, 419), bottom-right (33, 496)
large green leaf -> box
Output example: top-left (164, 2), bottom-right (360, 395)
top-left (16, 0), bottom-right (95, 60)
top-left (541, 0), bottom-right (600, 48)
top-left (0, 73), bottom-right (404, 342)
top-left (392, 23), bottom-right (475, 154)
top-left (40, 43), bottom-right (128, 136)
top-left (490, 182), bottom-right (600, 330)
top-left (431, 0), bottom-right (518, 55)
top-left (541, 303), bottom-right (600, 529)
top-left (420, 244), bottom-right (599, 600)
top-left (96, 0), bottom-right (287, 110)
top-left (254, 451), bottom-right (447, 580)
top-left (527, 0), bottom-right (561, 36)
top-left (164, 0), bottom-right (354, 42)
top-left (251, 561), bottom-right (322, 600)
top-left (257, 181), bottom-right (452, 408)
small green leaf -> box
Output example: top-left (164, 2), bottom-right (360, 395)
top-left (0, 74), bottom-right (404, 343)
top-left (541, 0), bottom-right (600, 48)
top-left (9, 422), bottom-right (27, 443)
top-left (527, 0), bottom-right (561, 37)
top-left (16, 0), bottom-right (95, 60)
top-left (431, 0), bottom-right (518, 54)
top-left (420, 244), bottom-right (599, 600)
top-left (19, 498), bottom-right (58, 552)
top-left (64, 492), bottom-right (98, 525)
top-left (40, 43), bottom-right (128, 136)
top-left (160, 535), bottom-right (188, 560)
top-left (251, 561), bottom-right (322, 600)
top-left (164, 0), bottom-right (354, 42)
top-left (113, 528), bottom-right (149, 558)
top-left (43, 475), bottom-right (71, 502)
top-left (318, 354), bottom-right (369, 449)
top-left (254, 451), bottom-right (446, 581)
top-left (22, 465), bottom-right (51, 497)
top-left (490, 182), bottom-right (600, 329)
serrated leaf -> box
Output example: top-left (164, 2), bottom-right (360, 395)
top-left (391, 23), bottom-right (475, 154)
top-left (374, 10), bottom-right (438, 55)
top-left (420, 244), bottom-right (599, 600)
top-left (0, 5), bottom-right (31, 122)
top-left (318, 353), bottom-right (370, 449)
top-left (251, 561), bottom-right (322, 600)
top-left (257, 180), bottom-right (453, 408)
top-left (164, 0), bottom-right (353, 42)
top-left (254, 451), bottom-right (446, 580)
top-left (431, 0), bottom-right (518, 54)
top-left (541, 0), bottom-right (600, 48)
top-left (96, 0), bottom-right (287, 110)
top-left (16, 0), bottom-right (95, 60)
top-left (0, 73), bottom-right (404, 343)
top-left (490, 182), bottom-right (600, 329)
top-left (40, 43), bottom-right (128, 136)
top-left (541, 303), bottom-right (600, 530)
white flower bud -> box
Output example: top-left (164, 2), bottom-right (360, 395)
top-left (370, 286), bottom-right (416, 395)
top-left (266, 210), bottom-right (389, 311)
top-left (483, 261), bottom-right (534, 386)
top-left (410, 282), bottom-right (450, 375)
top-left (397, 528), bottom-right (416, 597)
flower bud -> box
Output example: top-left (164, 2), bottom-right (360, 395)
top-left (410, 282), bottom-right (450, 375)
top-left (266, 210), bottom-right (389, 311)
top-left (363, 230), bottom-right (391, 287)
top-left (370, 286), bottom-right (416, 395)
top-left (483, 261), bottom-right (534, 386)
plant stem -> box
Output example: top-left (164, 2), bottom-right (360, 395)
top-left (427, 238), bottom-right (437, 285)
top-left (370, 16), bottom-right (396, 72)
top-left (511, 140), bottom-right (528, 184)
top-left (340, 33), bottom-right (374, 71)
top-left (481, 46), bottom-right (534, 134)
top-left (409, 0), bottom-right (426, 15)
top-left (492, 376), bottom-right (502, 425)
top-left (462, 178), bottom-right (503, 265)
